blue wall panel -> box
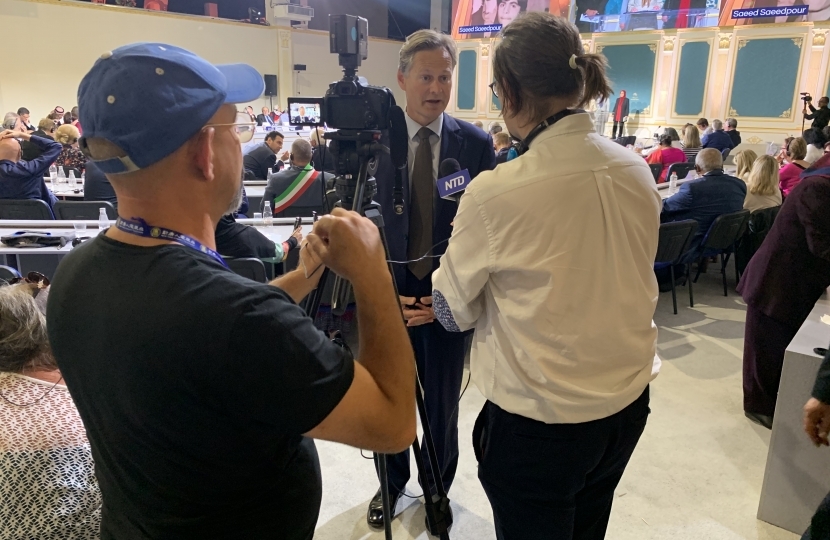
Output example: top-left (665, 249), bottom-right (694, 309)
top-left (457, 50), bottom-right (477, 111)
top-left (601, 44), bottom-right (656, 115)
top-left (729, 38), bottom-right (801, 118)
top-left (674, 41), bottom-right (710, 117)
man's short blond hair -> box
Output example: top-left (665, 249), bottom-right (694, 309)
top-left (493, 132), bottom-right (511, 148)
top-left (399, 29), bottom-right (457, 74)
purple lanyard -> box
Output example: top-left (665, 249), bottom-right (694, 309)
top-left (115, 217), bottom-right (228, 269)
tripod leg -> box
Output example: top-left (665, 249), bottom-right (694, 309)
top-left (377, 454), bottom-right (394, 540)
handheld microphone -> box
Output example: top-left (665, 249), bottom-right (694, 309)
top-left (436, 159), bottom-right (471, 202)
top-left (389, 106), bottom-right (408, 215)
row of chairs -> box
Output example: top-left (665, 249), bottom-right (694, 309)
top-left (646, 148), bottom-right (730, 184)
top-left (655, 206), bottom-right (780, 314)
top-left (0, 200), bottom-right (117, 220)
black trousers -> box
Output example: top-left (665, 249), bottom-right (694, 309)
top-left (804, 490), bottom-right (830, 539)
top-left (376, 319), bottom-right (467, 496)
top-left (612, 121), bottom-right (625, 139)
top-left (473, 387), bottom-right (650, 540)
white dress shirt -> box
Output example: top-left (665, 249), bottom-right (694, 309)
top-left (405, 112), bottom-right (443, 183)
top-left (805, 144), bottom-right (824, 165)
top-left (432, 112), bottom-right (662, 424)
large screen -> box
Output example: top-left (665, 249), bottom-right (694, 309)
top-left (573, 0), bottom-right (720, 32)
top-left (287, 98), bottom-right (323, 126)
top-left (452, 0), bottom-right (569, 38)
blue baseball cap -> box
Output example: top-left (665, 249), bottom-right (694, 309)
top-left (78, 42), bottom-right (265, 174)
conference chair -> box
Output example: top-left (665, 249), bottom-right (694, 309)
top-left (666, 162), bottom-right (695, 182)
top-left (226, 258), bottom-right (267, 283)
top-left (654, 220), bottom-right (698, 314)
top-left (692, 210), bottom-right (750, 296)
top-left (648, 163), bottom-right (663, 183)
top-left (0, 265), bottom-right (21, 282)
top-left (0, 199), bottom-right (54, 220)
top-left (54, 201), bottom-right (117, 220)
top-left (735, 205), bottom-right (781, 277)
top-left (721, 148), bottom-right (731, 161)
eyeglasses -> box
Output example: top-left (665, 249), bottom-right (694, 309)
top-left (489, 82), bottom-right (499, 99)
top-left (204, 112), bottom-right (257, 144)
top-left (0, 272), bottom-right (50, 298)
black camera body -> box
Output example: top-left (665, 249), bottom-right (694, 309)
top-left (801, 92), bottom-right (813, 103)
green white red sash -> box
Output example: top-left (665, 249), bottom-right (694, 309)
top-left (271, 165), bottom-right (320, 214)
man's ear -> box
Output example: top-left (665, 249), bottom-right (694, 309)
top-left (397, 69), bottom-right (407, 92)
top-left (194, 128), bottom-right (215, 182)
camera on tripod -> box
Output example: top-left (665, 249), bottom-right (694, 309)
top-left (801, 92), bottom-right (813, 104)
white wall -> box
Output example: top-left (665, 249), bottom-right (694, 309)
top-left (0, 0), bottom-right (281, 120)
top-left (291, 30), bottom-right (406, 107)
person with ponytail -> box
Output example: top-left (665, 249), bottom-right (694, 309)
top-left (431, 12), bottom-right (661, 540)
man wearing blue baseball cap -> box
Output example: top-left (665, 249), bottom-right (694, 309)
top-left (46, 43), bottom-right (416, 539)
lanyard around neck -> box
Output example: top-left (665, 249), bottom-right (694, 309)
top-left (115, 217), bottom-right (229, 269)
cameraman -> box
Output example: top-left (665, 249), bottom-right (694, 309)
top-left (805, 95), bottom-right (830, 130)
top-left (46, 43), bottom-right (416, 539)
top-left (432, 13), bottom-right (661, 539)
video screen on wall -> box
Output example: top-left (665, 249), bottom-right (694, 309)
top-left (452, 0), bottom-right (830, 34)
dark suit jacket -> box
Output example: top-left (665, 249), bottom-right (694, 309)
top-left (701, 130), bottom-right (735, 152)
top-left (312, 145), bottom-right (335, 172)
top-left (20, 130), bottom-right (52, 162)
top-left (661, 170), bottom-right (747, 256)
top-left (738, 155), bottom-right (830, 325)
top-left (243, 144), bottom-right (279, 180)
top-left (256, 114), bottom-right (275, 127)
top-left (727, 130), bottom-right (741, 147)
top-left (375, 113), bottom-right (496, 297)
top-left (83, 161), bottom-right (118, 210)
top-left (612, 97), bottom-right (630, 122)
top-left (495, 147), bottom-right (509, 165)
top-left (806, 105), bottom-right (830, 130)
top-left (262, 165), bottom-right (325, 217)
top-left (215, 215), bottom-right (276, 260)
top-left (814, 346), bottom-right (830, 403)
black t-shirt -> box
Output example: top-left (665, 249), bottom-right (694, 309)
top-left (46, 235), bottom-right (354, 539)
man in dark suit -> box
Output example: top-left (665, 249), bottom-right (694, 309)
top-left (738, 153), bottom-right (830, 429)
top-left (261, 139), bottom-right (324, 217)
top-left (724, 118), bottom-right (741, 147)
top-left (243, 131), bottom-right (287, 180)
top-left (367, 30), bottom-right (496, 530)
top-left (256, 106), bottom-right (276, 127)
top-left (805, 96), bottom-right (830, 131)
top-left (575, 0), bottom-right (609, 32)
top-left (701, 119), bottom-right (735, 153)
top-left (20, 118), bottom-right (57, 161)
top-left (661, 148), bottom-right (746, 257)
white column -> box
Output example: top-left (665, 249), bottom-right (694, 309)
top-left (431, 0), bottom-right (445, 31)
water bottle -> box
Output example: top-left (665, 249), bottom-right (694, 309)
top-left (98, 208), bottom-right (109, 230)
top-left (79, 171), bottom-right (85, 187)
top-left (69, 170), bottom-right (76, 182)
top-left (263, 201), bottom-right (273, 227)
top-left (49, 164), bottom-right (57, 179)
top-left (669, 172), bottom-right (678, 195)
top-left (57, 167), bottom-right (66, 183)
top-left (267, 167), bottom-right (273, 179)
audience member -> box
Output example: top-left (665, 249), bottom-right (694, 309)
top-left (2, 113), bottom-right (20, 131)
top-left (779, 137), bottom-right (810, 196)
top-left (310, 127), bottom-right (335, 172)
top-left (473, 120), bottom-right (484, 129)
top-left (431, 14), bottom-right (659, 540)
top-left (681, 123), bottom-right (702, 162)
top-left (243, 130), bottom-right (287, 179)
top-left (256, 106), bottom-right (276, 126)
top-left (262, 139), bottom-right (323, 215)
top-left (776, 135), bottom-right (794, 166)
top-left (16, 108), bottom-right (35, 131)
top-left (83, 161), bottom-right (118, 209)
top-left (70, 106), bottom-right (82, 134)
top-left (661, 148), bottom-right (746, 256)
top-left (697, 117), bottom-right (713, 137)
top-left (493, 131), bottom-right (511, 164)
top-left (743, 155), bottom-right (782, 213)
top-left (21, 118), bottom-right (57, 161)
top-left (701, 119), bottom-right (734, 152)
top-left (725, 117), bottom-right (741, 147)
top-left (739, 152), bottom-right (830, 429)
top-left (803, 346), bottom-right (830, 538)
top-left (647, 133), bottom-right (686, 182)
top-left (643, 126), bottom-right (680, 158)
top-left (488, 121), bottom-right (503, 135)
top-left (47, 42), bottom-right (416, 539)
top-left (244, 105), bottom-right (256, 122)
top-left (733, 149), bottom-right (757, 182)
top-left (55, 124), bottom-right (88, 174)
top-left (215, 214), bottom-right (302, 262)
top-left (63, 112), bottom-right (75, 127)
top-left (805, 96), bottom-right (830, 130)
top-left (804, 127), bottom-right (826, 164)
top-left (47, 110), bottom-right (63, 123)
top-left (0, 129), bottom-right (60, 212)
top-left (0, 283), bottom-right (102, 539)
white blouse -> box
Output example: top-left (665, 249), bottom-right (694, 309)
top-left (0, 373), bottom-right (101, 539)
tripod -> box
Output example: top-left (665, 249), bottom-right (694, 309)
top-left (302, 132), bottom-right (452, 540)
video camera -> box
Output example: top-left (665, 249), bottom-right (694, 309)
top-left (801, 92), bottom-right (813, 103)
top-left (287, 15), bottom-right (393, 132)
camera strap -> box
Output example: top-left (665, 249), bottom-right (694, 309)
top-left (515, 109), bottom-right (582, 156)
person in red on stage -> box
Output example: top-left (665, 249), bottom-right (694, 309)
top-left (611, 89), bottom-right (630, 139)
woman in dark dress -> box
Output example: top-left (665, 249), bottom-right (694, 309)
top-left (739, 153), bottom-right (830, 429)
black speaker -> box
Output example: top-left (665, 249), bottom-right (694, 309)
top-left (264, 74), bottom-right (277, 97)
